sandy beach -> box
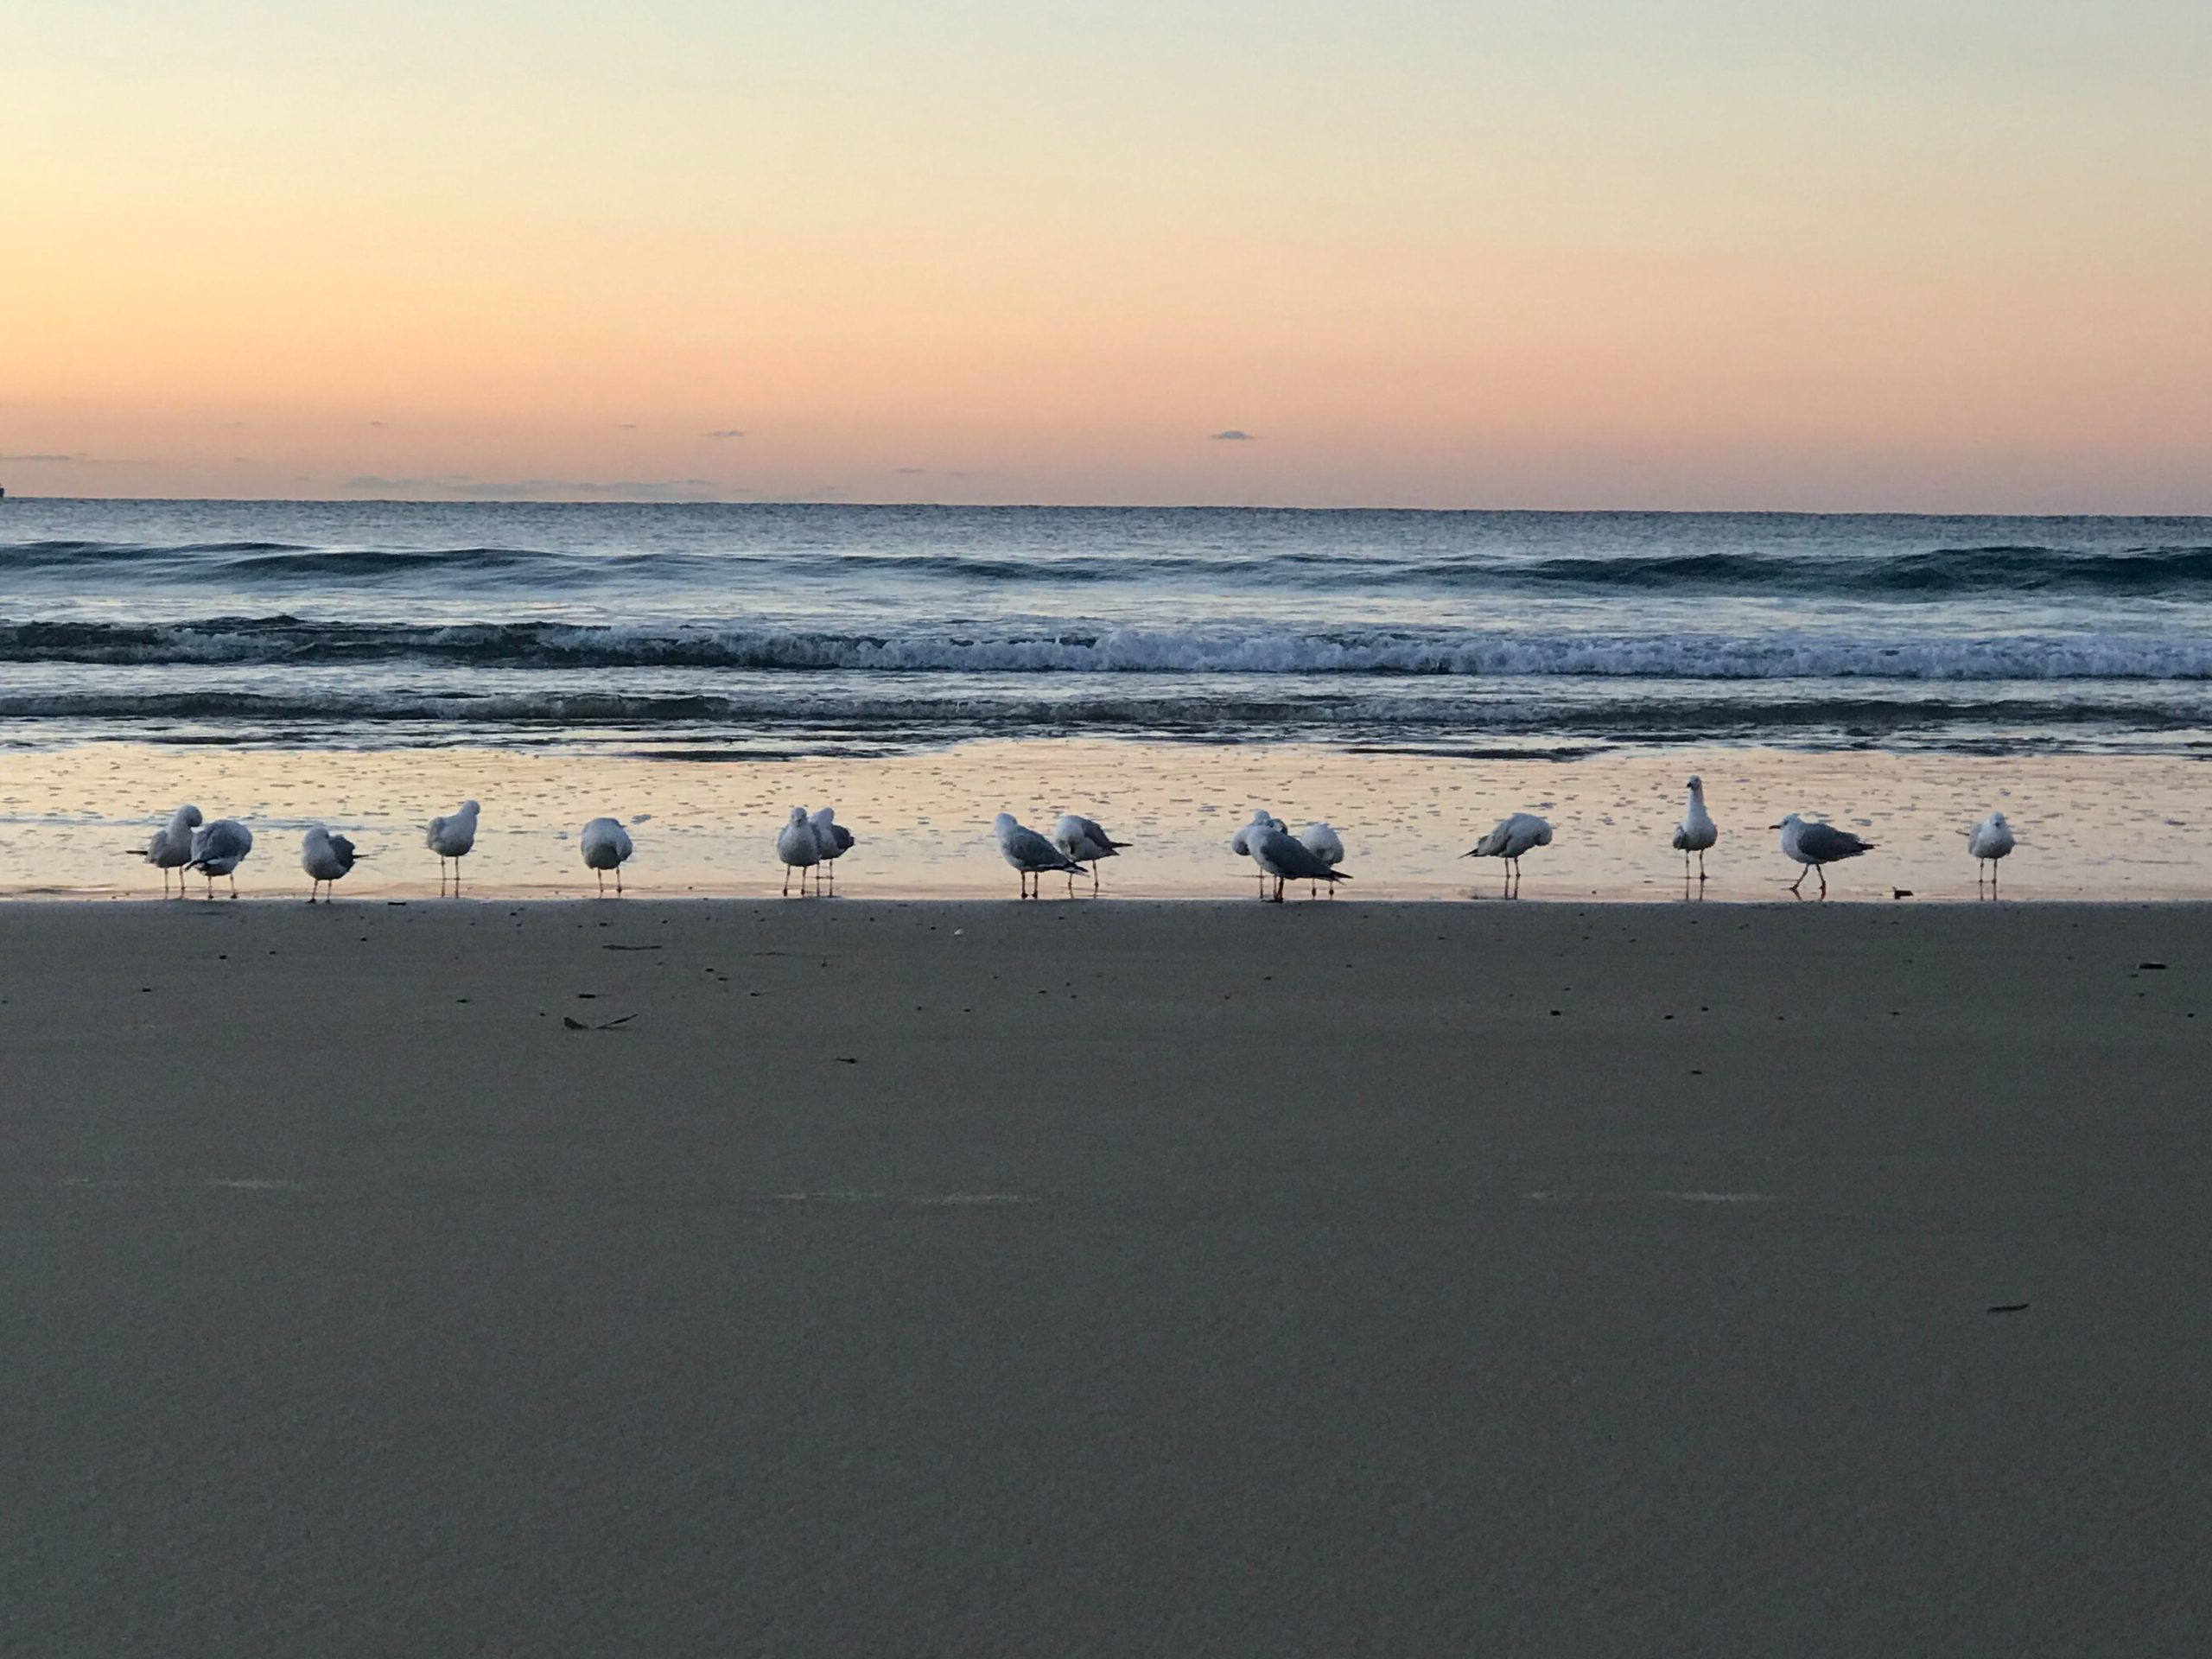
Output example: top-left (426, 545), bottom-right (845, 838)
top-left (4, 897), bottom-right (2207, 1655)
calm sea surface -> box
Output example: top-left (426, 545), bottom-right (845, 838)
top-left (5, 500), bottom-right (2211, 759)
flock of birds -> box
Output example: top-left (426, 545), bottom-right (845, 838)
top-left (128, 777), bottom-right (2021, 902)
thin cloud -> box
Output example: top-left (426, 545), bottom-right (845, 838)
top-left (1209, 429), bottom-right (1256, 442)
top-left (0, 450), bottom-right (96, 462)
top-left (342, 474), bottom-right (724, 500)
top-left (704, 429), bottom-right (746, 440)
top-left (894, 467), bottom-right (928, 475)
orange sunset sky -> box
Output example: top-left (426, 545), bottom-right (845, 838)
top-left (5, 1), bottom-right (2209, 510)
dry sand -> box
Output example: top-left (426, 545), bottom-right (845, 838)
top-left (4, 898), bottom-right (2208, 1655)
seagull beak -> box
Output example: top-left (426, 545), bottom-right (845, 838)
top-left (1767, 823), bottom-right (1783, 830)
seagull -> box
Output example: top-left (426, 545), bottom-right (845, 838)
top-left (1773, 812), bottom-right (1874, 898)
top-left (1967, 810), bottom-right (2015, 893)
top-left (580, 817), bottom-right (633, 895)
top-left (808, 806), bottom-right (855, 892)
top-left (426, 799), bottom-right (480, 893)
top-left (1230, 810), bottom-right (1285, 897)
top-left (1249, 818), bottom-right (1351, 902)
top-left (300, 824), bottom-right (359, 903)
top-left (1464, 812), bottom-right (1553, 892)
top-left (134, 803), bottom-right (202, 896)
top-left (778, 806), bottom-right (823, 895)
top-left (1052, 813), bottom-right (1129, 894)
top-left (188, 818), bottom-right (254, 899)
top-left (1672, 776), bottom-right (1717, 880)
top-left (995, 811), bottom-right (1088, 899)
top-left (1297, 822), bottom-right (1344, 898)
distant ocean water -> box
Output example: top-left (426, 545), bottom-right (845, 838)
top-left (4, 499), bottom-right (2211, 758)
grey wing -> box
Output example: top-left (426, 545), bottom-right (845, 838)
top-left (831, 825), bottom-right (855, 854)
top-left (1799, 822), bottom-right (1871, 861)
top-left (1671, 825), bottom-right (1690, 849)
top-left (331, 835), bottom-right (357, 869)
top-left (1016, 828), bottom-right (1083, 870)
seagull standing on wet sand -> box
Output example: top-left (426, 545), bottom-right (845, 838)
top-left (1673, 776), bottom-right (1717, 880)
top-left (1230, 810), bottom-right (1284, 898)
top-left (1465, 812), bottom-right (1553, 893)
top-left (778, 806), bottom-right (823, 895)
top-left (580, 817), bottom-right (633, 895)
top-left (188, 818), bottom-right (254, 899)
top-left (808, 806), bottom-right (855, 891)
top-left (1967, 810), bottom-right (2015, 893)
top-left (136, 803), bottom-right (202, 896)
top-left (1052, 813), bottom-right (1129, 894)
top-left (995, 812), bottom-right (1089, 899)
top-left (1297, 822), bottom-right (1344, 897)
top-left (426, 800), bottom-right (480, 893)
top-left (1249, 818), bottom-right (1351, 902)
top-left (300, 824), bottom-right (359, 903)
top-left (1773, 812), bottom-right (1873, 898)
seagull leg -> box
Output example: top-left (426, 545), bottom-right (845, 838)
top-left (1698, 850), bottom-right (1707, 881)
top-left (782, 864), bottom-right (791, 896)
top-left (1788, 867), bottom-right (1807, 896)
top-left (1816, 866), bottom-right (1827, 899)
top-left (615, 868), bottom-right (623, 896)
top-left (228, 873), bottom-right (238, 899)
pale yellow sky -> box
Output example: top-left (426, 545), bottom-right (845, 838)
top-left (5, 1), bottom-right (2209, 508)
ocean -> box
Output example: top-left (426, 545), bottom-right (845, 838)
top-left (4, 499), bottom-right (2210, 900)
top-left (7, 499), bottom-right (2212, 759)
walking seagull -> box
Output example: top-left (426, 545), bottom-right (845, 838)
top-left (1230, 810), bottom-right (1285, 898)
top-left (426, 799), bottom-right (480, 893)
top-left (1052, 813), bottom-right (1129, 894)
top-left (1248, 817), bottom-right (1351, 902)
top-left (188, 819), bottom-right (254, 899)
top-left (1464, 812), bottom-right (1553, 893)
top-left (1967, 810), bottom-right (2015, 893)
top-left (580, 817), bottom-right (633, 895)
top-left (300, 824), bottom-right (358, 903)
top-left (808, 806), bottom-right (855, 891)
top-left (1773, 813), bottom-right (1873, 898)
top-left (134, 803), bottom-right (203, 896)
top-left (777, 806), bottom-right (823, 895)
top-left (995, 812), bottom-right (1088, 899)
top-left (1297, 822), bottom-right (1344, 898)
top-left (1672, 776), bottom-right (1717, 880)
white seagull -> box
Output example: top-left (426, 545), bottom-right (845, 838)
top-left (1773, 812), bottom-right (1874, 898)
top-left (1052, 812), bottom-right (1129, 894)
top-left (778, 806), bottom-right (823, 895)
top-left (1672, 776), bottom-right (1718, 880)
top-left (136, 803), bottom-right (203, 896)
top-left (1249, 817), bottom-right (1351, 902)
top-left (580, 817), bottom-right (633, 895)
top-left (188, 818), bottom-right (254, 899)
top-left (426, 799), bottom-right (480, 893)
top-left (995, 811), bottom-right (1088, 899)
top-left (300, 824), bottom-right (359, 903)
top-left (1230, 810), bottom-right (1285, 897)
top-left (1297, 822), bottom-right (1345, 898)
top-left (1967, 810), bottom-right (2015, 893)
top-left (808, 806), bottom-right (855, 892)
top-left (1464, 812), bottom-right (1553, 891)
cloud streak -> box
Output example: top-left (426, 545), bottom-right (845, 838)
top-left (1209, 429), bottom-right (1255, 442)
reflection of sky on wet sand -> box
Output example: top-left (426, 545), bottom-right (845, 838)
top-left (2, 738), bottom-right (2207, 903)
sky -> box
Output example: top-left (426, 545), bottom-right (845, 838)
top-left (4, 0), bottom-right (2209, 511)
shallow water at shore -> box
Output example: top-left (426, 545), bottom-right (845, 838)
top-left (3, 736), bottom-right (2205, 903)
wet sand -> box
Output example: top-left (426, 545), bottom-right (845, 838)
top-left (5, 899), bottom-right (2209, 1655)
top-left (8, 735), bottom-right (2212, 902)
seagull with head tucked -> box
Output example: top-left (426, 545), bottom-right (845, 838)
top-left (135, 803), bottom-right (203, 896)
top-left (301, 824), bottom-right (359, 903)
top-left (426, 799), bottom-right (480, 893)
top-left (995, 811), bottom-right (1088, 899)
top-left (1052, 813), bottom-right (1128, 894)
top-left (580, 817), bottom-right (633, 895)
